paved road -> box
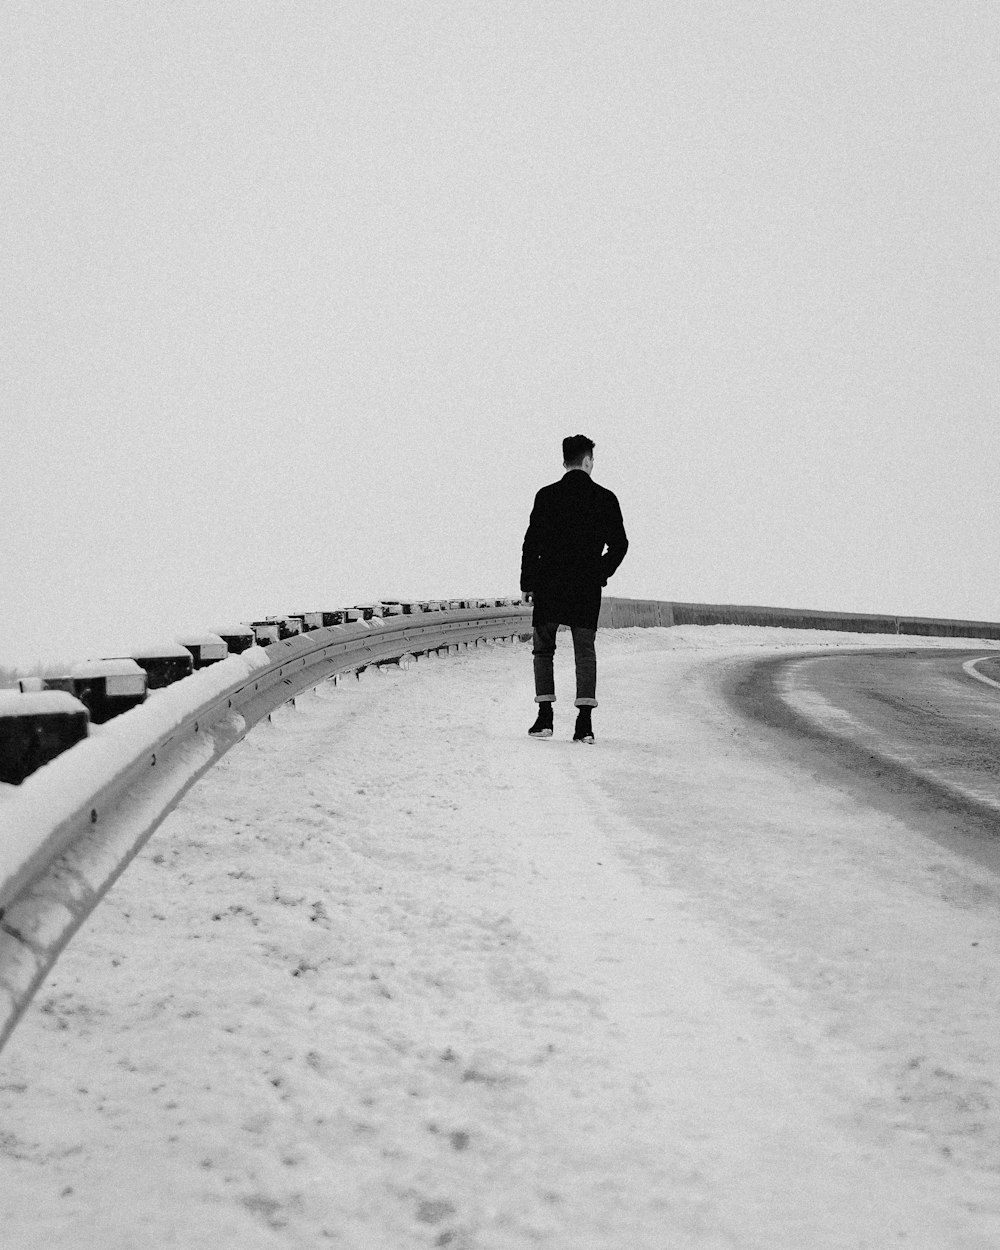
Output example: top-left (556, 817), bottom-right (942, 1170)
top-left (728, 646), bottom-right (1000, 874)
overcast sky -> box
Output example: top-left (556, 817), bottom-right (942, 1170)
top-left (2, 1), bottom-right (998, 667)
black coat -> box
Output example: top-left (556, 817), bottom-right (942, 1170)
top-left (520, 470), bottom-right (629, 630)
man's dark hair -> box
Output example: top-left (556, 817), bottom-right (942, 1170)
top-left (563, 434), bottom-right (595, 466)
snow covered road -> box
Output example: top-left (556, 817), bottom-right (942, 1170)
top-left (733, 647), bottom-right (1000, 866)
top-left (3, 626), bottom-right (1000, 1248)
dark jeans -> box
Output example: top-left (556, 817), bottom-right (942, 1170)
top-left (532, 622), bottom-right (597, 707)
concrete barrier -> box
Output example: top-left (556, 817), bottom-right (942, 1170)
top-left (600, 598), bottom-right (1000, 640)
top-left (897, 615), bottom-right (1000, 641)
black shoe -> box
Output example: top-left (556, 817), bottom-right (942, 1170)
top-left (528, 707), bottom-right (554, 738)
top-left (573, 710), bottom-right (594, 744)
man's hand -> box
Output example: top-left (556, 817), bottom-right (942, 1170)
top-left (521, 592), bottom-right (533, 605)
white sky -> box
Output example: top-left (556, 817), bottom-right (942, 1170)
top-left (2, 1), bottom-right (998, 666)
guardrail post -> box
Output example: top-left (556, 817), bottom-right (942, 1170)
top-left (0, 692), bottom-right (90, 785)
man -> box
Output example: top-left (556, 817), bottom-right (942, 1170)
top-left (520, 435), bottom-right (628, 743)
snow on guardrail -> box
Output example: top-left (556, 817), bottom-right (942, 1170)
top-left (0, 605), bottom-right (532, 1052)
top-left (0, 646), bottom-right (273, 910)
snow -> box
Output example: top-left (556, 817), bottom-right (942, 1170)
top-left (129, 642), bottom-right (195, 659)
top-left (3, 625), bottom-right (1000, 1248)
top-left (70, 658), bottom-right (145, 678)
top-left (0, 691), bottom-right (86, 719)
top-left (16, 678), bottom-right (47, 694)
top-left (0, 647), bottom-right (272, 895)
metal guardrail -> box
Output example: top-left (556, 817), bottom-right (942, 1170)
top-left (0, 606), bottom-right (530, 1052)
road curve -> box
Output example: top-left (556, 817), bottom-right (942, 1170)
top-left (728, 646), bottom-right (1000, 874)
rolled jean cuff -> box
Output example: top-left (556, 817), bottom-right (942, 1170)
top-left (534, 694), bottom-right (556, 703)
top-left (574, 698), bottom-right (598, 708)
